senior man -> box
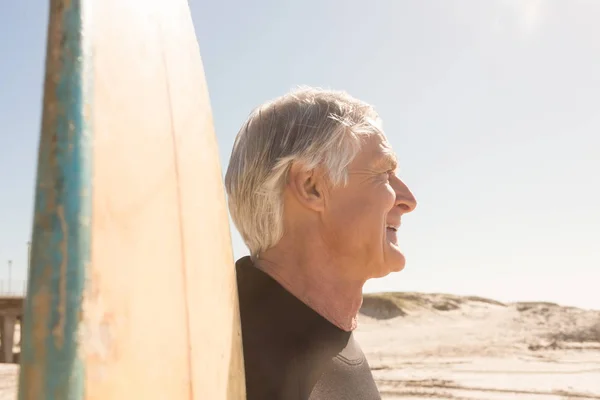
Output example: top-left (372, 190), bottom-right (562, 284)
top-left (225, 87), bottom-right (417, 400)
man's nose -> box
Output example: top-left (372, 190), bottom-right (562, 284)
top-left (393, 177), bottom-right (417, 213)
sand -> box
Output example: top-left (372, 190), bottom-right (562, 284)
top-left (356, 292), bottom-right (600, 399)
top-left (0, 365), bottom-right (17, 400)
top-left (2, 292), bottom-right (599, 399)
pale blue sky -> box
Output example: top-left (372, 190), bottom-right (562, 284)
top-left (1, 1), bottom-right (598, 308)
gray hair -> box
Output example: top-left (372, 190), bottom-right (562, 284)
top-left (224, 86), bottom-right (382, 259)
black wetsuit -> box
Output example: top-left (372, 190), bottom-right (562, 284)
top-left (236, 256), bottom-right (382, 400)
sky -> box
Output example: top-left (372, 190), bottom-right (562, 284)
top-left (1, 1), bottom-right (599, 309)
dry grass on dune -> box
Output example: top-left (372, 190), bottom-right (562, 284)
top-left (360, 292), bottom-right (507, 319)
top-left (360, 292), bottom-right (600, 346)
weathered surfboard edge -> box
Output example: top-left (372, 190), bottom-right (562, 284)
top-left (19, 0), bottom-right (92, 398)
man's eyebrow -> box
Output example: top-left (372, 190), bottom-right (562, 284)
top-left (372, 151), bottom-right (398, 171)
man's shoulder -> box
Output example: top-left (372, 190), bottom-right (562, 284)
top-left (235, 256), bottom-right (320, 329)
top-left (235, 256), bottom-right (316, 398)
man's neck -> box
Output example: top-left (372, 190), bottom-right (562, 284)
top-left (254, 248), bottom-right (365, 332)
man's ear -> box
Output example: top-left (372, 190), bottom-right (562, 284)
top-left (287, 162), bottom-right (326, 212)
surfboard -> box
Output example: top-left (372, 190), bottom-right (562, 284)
top-left (18, 0), bottom-right (246, 399)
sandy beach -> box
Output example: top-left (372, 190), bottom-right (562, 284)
top-left (356, 292), bottom-right (600, 399)
top-left (2, 292), bottom-right (599, 399)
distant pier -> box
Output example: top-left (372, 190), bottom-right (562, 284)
top-left (0, 297), bottom-right (23, 364)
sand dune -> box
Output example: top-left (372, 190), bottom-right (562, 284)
top-left (356, 292), bottom-right (600, 399)
top-left (1, 292), bottom-right (598, 399)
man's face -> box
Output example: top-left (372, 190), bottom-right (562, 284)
top-left (320, 133), bottom-right (417, 280)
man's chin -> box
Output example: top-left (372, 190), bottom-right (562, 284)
top-left (386, 250), bottom-right (406, 274)
top-left (388, 260), bottom-right (406, 274)
top-left (371, 254), bottom-right (405, 279)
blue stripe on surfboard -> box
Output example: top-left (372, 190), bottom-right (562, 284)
top-left (19, 0), bottom-right (91, 398)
